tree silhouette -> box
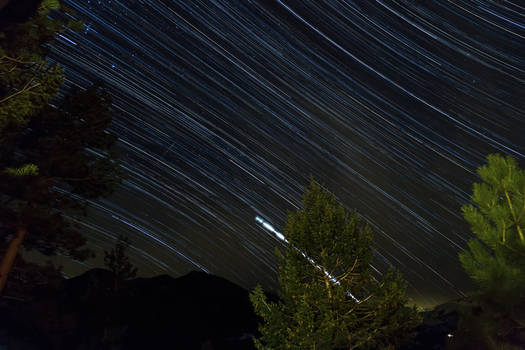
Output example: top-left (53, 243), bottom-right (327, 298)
top-left (0, 1), bottom-right (123, 295)
top-left (0, 83), bottom-right (122, 294)
top-left (104, 234), bottom-right (138, 293)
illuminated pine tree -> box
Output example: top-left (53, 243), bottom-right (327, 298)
top-left (459, 153), bottom-right (525, 301)
top-left (250, 181), bottom-right (420, 350)
top-left (0, 0), bottom-right (81, 129)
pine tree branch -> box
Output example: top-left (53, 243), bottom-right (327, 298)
top-left (515, 184), bottom-right (525, 224)
top-left (501, 219), bottom-right (506, 244)
top-left (0, 56), bottom-right (37, 65)
top-left (505, 190), bottom-right (524, 241)
top-left (0, 82), bottom-right (42, 104)
top-left (333, 257), bottom-right (359, 282)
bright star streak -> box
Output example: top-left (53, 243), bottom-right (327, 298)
top-left (255, 216), bottom-right (360, 302)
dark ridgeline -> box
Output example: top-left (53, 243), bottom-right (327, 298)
top-left (0, 269), bottom-right (259, 350)
top-left (0, 269), bottom-right (513, 350)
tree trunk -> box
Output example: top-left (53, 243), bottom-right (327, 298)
top-left (0, 225), bottom-right (27, 295)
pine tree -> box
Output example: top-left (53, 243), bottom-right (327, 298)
top-left (0, 83), bottom-right (122, 294)
top-left (459, 153), bottom-right (525, 301)
top-left (0, 0), bottom-right (80, 129)
top-left (451, 154), bottom-right (525, 349)
top-left (250, 181), bottom-right (420, 350)
top-left (104, 234), bottom-right (138, 293)
top-left (0, 1), bottom-right (122, 295)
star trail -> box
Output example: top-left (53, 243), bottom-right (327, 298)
top-left (47, 0), bottom-right (524, 307)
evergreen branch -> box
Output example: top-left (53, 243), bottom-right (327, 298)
top-left (0, 56), bottom-right (37, 65)
top-left (333, 257), bottom-right (359, 282)
top-left (505, 190), bottom-right (524, 241)
top-left (0, 82), bottom-right (42, 104)
top-left (515, 184), bottom-right (525, 224)
top-left (356, 292), bottom-right (373, 305)
top-left (501, 219), bottom-right (506, 244)
top-left (322, 269), bottom-right (332, 300)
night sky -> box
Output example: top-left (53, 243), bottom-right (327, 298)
top-left (46, 0), bottom-right (524, 307)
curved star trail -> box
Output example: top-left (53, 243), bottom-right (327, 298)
top-left (46, 0), bottom-right (524, 307)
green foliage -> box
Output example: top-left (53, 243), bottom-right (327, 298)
top-left (459, 154), bottom-right (525, 300)
top-left (250, 180), bottom-right (420, 349)
top-left (104, 234), bottom-right (138, 292)
top-left (0, 1), bottom-right (63, 128)
top-left (0, 0), bottom-right (82, 129)
top-left (4, 163), bottom-right (38, 176)
top-left (454, 154), bottom-right (525, 349)
top-left (39, 0), bottom-right (61, 14)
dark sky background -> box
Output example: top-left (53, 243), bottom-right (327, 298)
top-left (45, 0), bottom-right (524, 308)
